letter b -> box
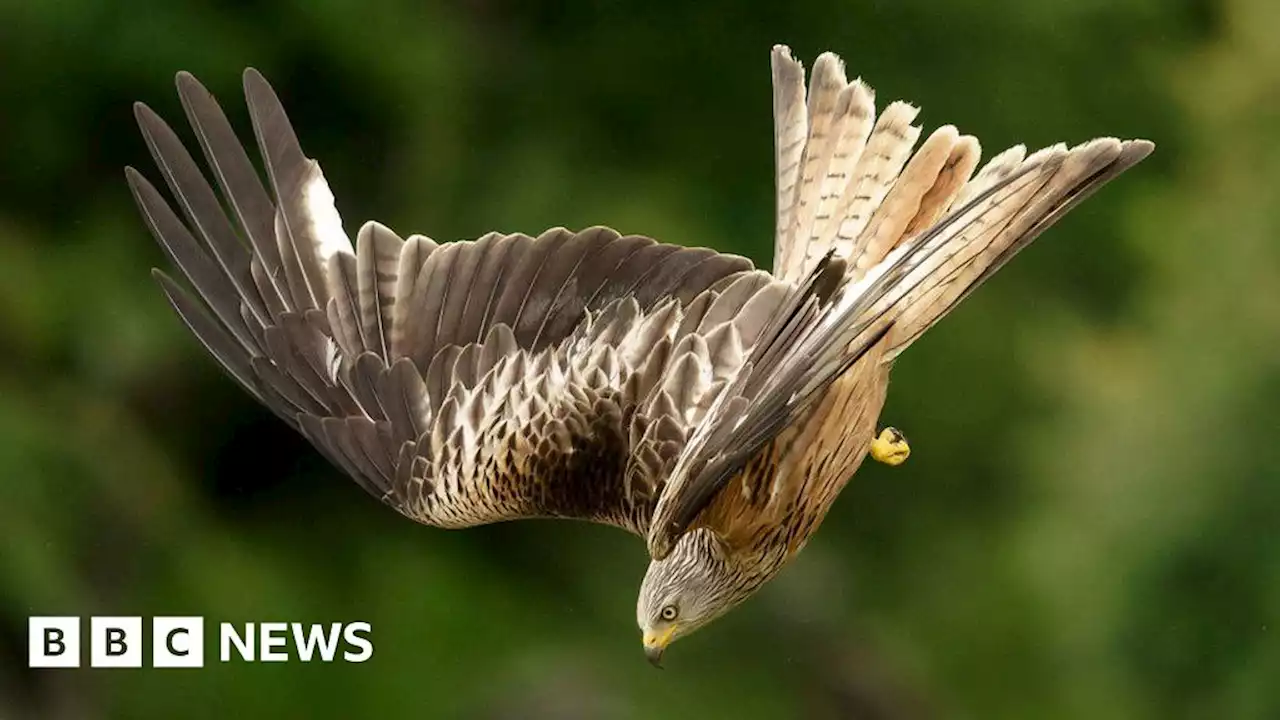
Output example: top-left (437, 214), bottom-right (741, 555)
top-left (28, 617), bottom-right (80, 668)
top-left (91, 617), bottom-right (142, 668)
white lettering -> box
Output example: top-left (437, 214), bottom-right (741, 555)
top-left (343, 622), bottom-right (372, 662)
top-left (291, 623), bottom-right (342, 662)
top-left (259, 622), bottom-right (288, 661)
top-left (220, 623), bottom-right (254, 662)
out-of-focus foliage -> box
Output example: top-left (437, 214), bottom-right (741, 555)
top-left (0, 0), bottom-right (1275, 718)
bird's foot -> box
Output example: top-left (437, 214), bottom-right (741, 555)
top-left (869, 427), bottom-right (910, 466)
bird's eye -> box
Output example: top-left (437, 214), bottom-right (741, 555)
top-left (659, 604), bottom-right (679, 621)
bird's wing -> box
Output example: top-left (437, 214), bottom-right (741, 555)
top-left (131, 70), bottom-right (809, 536)
top-left (646, 47), bottom-right (1153, 559)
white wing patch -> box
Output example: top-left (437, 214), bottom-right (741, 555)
top-left (301, 161), bottom-right (353, 262)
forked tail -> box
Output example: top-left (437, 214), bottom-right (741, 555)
top-left (768, 45), bottom-right (1153, 361)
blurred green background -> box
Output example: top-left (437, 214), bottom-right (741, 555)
top-left (1, 0), bottom-right (1277, 717)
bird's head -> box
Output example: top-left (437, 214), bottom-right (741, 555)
top-left (636, 528), bottom-right (751, 668)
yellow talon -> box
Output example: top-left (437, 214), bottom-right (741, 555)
top-left (869, 427), bottom-right (910, 466)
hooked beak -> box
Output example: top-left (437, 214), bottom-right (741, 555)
top-left (642, 626), bottom-right (676, 669)
top-left (644, 642), bottom-right (665, 669)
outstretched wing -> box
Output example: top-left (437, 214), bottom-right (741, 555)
top-left (129, 69), bottom-right (798, 536)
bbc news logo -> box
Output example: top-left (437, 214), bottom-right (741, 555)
top-left (29, 617), bottom-right (372, 668)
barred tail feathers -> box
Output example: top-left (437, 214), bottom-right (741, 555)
top-left (767, 46), bottom-right (1153, 361)
top-left (770, 46), bottom-right (982, 286)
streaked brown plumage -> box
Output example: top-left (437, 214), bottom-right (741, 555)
top-left (128, 45), bottom-right (1152, 667)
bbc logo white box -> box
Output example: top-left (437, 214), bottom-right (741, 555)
top-left (29, 617), bottom-right (80, 668)
top-left (90, 616), bottom-right (143, 668)
top-left (152, 617), bottom-right (204, 668)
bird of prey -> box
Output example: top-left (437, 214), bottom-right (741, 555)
top-left (127, 44), bottom-right (1152, 667)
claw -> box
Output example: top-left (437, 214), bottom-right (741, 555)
top-left (869, 427), bottom-right (910, 466)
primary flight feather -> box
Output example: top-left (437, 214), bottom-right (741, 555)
top-left (128, 45), bottom-right (1152, 667)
